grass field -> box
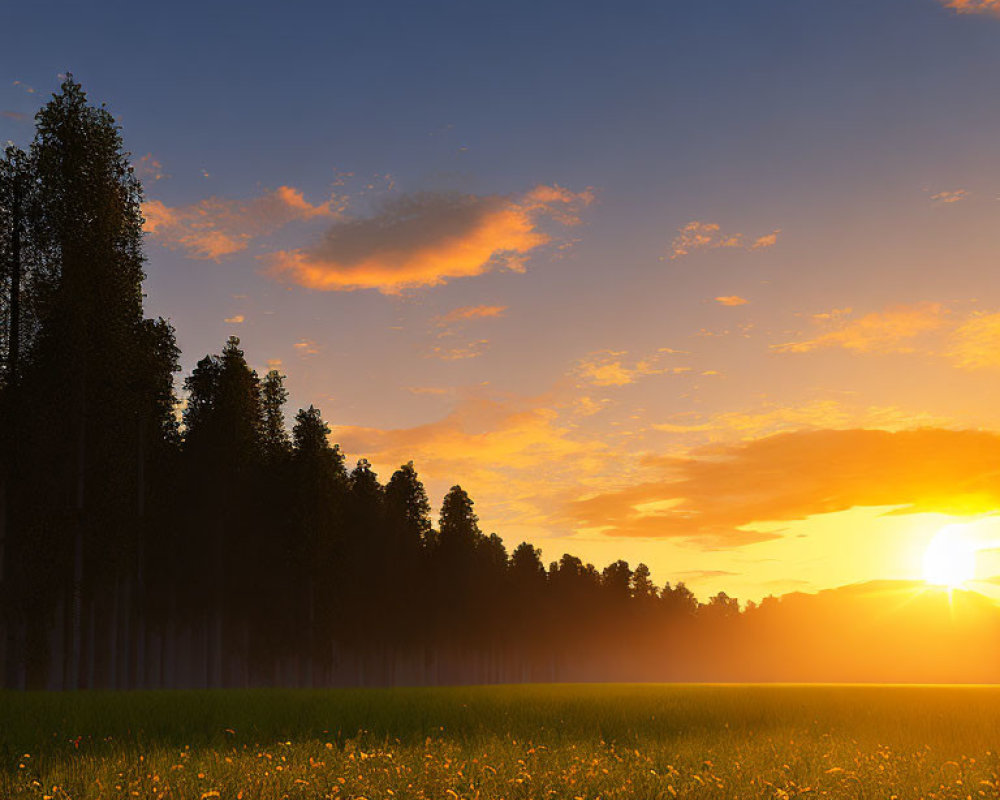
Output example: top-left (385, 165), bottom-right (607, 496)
top-left (2, 684), bottom-right (999, 799)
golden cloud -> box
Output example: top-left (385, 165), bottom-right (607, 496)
top-left (143, 186), bottom-right (344, 260)
top-left (436, 305), bottom-right (508, 325)
top-left (574, 348), bottom-right (687, 387)
top-left (715, 296), bottom-right (748, 306)
top-left (564, 428), bottom-right (1000, 544)
top-left (332, 390), bottom-right (612, 532)
top-left (223, 314), bottom-right (245, 324)
top-left (669, 221), bottom-right (780, 260)
top-left (772, 302), bottom-right (947, 354)
top-left (947, 312), bottom-right (1000, 369)
top-left (266, 185), bottom-right (594, 294)
top-left (940, 0), bottom-right (1000, 15)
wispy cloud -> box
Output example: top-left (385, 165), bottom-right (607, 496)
top-left (436, 304), bottom-right (508, 326)
top-left (293, 338), bottom-right (321, 356)
top-left (1, 111), bottom-right (28, 123)
top-left (668, 221), bottom-right (780, 260)
top-left (432, 304), bottom-right (508, 342)
top-left (136, 153), bottom-right (169, 182)
top-left (333, 389), bottom-right (610, 530)
top-left (426, 339), bottom-right (491, 360)
top-left (715, 295), bottom-right (748, 306)
top-left (774, 303), bottom-right (1000, 371)
top-left (144, 186), bottom-right (344, 260)
top-left (930, 188), bottom-right (969, 203)
top-left (939, 0), bottom-right (1000, 16)
top-left (947, 312), bottom-right (1000, 369)
top-left (772, 302), bottom-right (947, 354)
top-left (224, 314), bottom-right (245, 324)
top-left (266, 185), bottom-right (594, 294)
top-left (574, 348), bottom-right (688, 387)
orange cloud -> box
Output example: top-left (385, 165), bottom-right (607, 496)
top-left (136, 153), bottom-right (168, 182)
top-left (772, 302), bottom-right (947, 354)
top-left (436, 305), bottom-right (508, 325)
top-left (947, 312), bottom-right (1000, 369)
top-left (293, 338), bottom-right (321, 356)
top-left (715, 296), bottom-right (748, 306)
top-left (223, 314), bottom-right (245, 324)
top-left (331, 388), bottom-right (617, 537)
top-left (565, 428), bottom-right (1000, 544)
top-left (940, 0), bottom-right (1000, 15)
top-left (266, 185), bottom-right (594, 294)
top-left (669, 221), bottom-right (780, 260)
top-left (652, 401), bottom-right (948, 442)
top-left (144, 186), bottom-right (344, 260)
top-left (574, 348), bottom-right (688, 387)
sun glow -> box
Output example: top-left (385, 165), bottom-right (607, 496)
top-left (923, 525), bottom-right (977, 588)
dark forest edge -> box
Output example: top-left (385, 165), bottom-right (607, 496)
top-left (2, 78), bottom-right (999, 690)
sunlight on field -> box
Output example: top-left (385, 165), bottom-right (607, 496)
top-left (2, 685), bottom-right (1000, 799)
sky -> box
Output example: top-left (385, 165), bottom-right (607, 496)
top-left (5, 0), bottom-right (1000, 602)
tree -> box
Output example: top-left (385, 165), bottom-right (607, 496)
top-left (260, 369), bottom-right (291, 463)
top-left (438, 485), bottom-right (480, 561)
top-left (11, 75), bottom-right (153, 689)
top-left (288, 405), bottom-right (346, 683)
top-left (181, 336), bottom-right (264, 686)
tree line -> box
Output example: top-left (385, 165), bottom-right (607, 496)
top-left (8, 78), bottom-right (980, 691)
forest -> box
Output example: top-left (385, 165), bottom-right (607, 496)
top-left (2, 78), bottom-right (998, 691)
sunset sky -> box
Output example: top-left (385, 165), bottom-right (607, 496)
top-left (6, 0), bottom-right (1000, 601)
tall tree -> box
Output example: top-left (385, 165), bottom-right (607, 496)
top-left (12, 76), bottom-right (151, 689)
top-left (181, 336), bottom-right (264, 686)
top-left (260, 369), bottom-right (291, 464)
top-left (288, 405), bottom-right (346, 684)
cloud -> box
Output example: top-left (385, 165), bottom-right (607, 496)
top-left (329, 385), bottom-right (631, 540)
top-left (772, 302), bottom-right (947, 354)
top-left (144, 186), bottom-right (344, 260)
top-left (224, 315), bottom-right (245, 324)
top-left (1, 111), bottom-right (28, 123)
top-left (293, 338), bottom-right (321, 355)
top-left (426, 339), bottom-right (491, 360)
top-left (715, 296), bottom-right (748, 306)
top-left (947, 312), bottom-right (1000, 369)
top-left (12, 80), bottom-right (35, 94)
top-left (939, 0), bottom-right (1000, 15)
top-left (433, 305), bottom-right (508, 340)
top-left (436, 305), bottom-right (507, 326)
top-left (574, 348), bottom-right (688, 387)
top-left (564, 428), bottom-right (1000, 544)
top-left (668, 221), bottom-right (780, 260)
top-left (136, 153), bottom-right (168, 182)
top-left (266, 184), bottom-right (594, 294)
top-left (930, 189), bottom-right (969, 204)
top-left (775, 303), bottom-right (1000, 370)
top-left (652, 400), bottom-right (948, 441)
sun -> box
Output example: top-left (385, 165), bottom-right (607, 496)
top-left (923, 525), bottom-right (977, 588)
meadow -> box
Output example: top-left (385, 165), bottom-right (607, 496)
top-left (1, 684), bottom-right (998, 799)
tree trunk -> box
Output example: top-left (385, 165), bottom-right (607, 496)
top-left (68, 379), bottom-right (86, 690)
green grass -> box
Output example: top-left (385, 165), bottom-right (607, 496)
top-left (2, 684), bottom-right (999, 798)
